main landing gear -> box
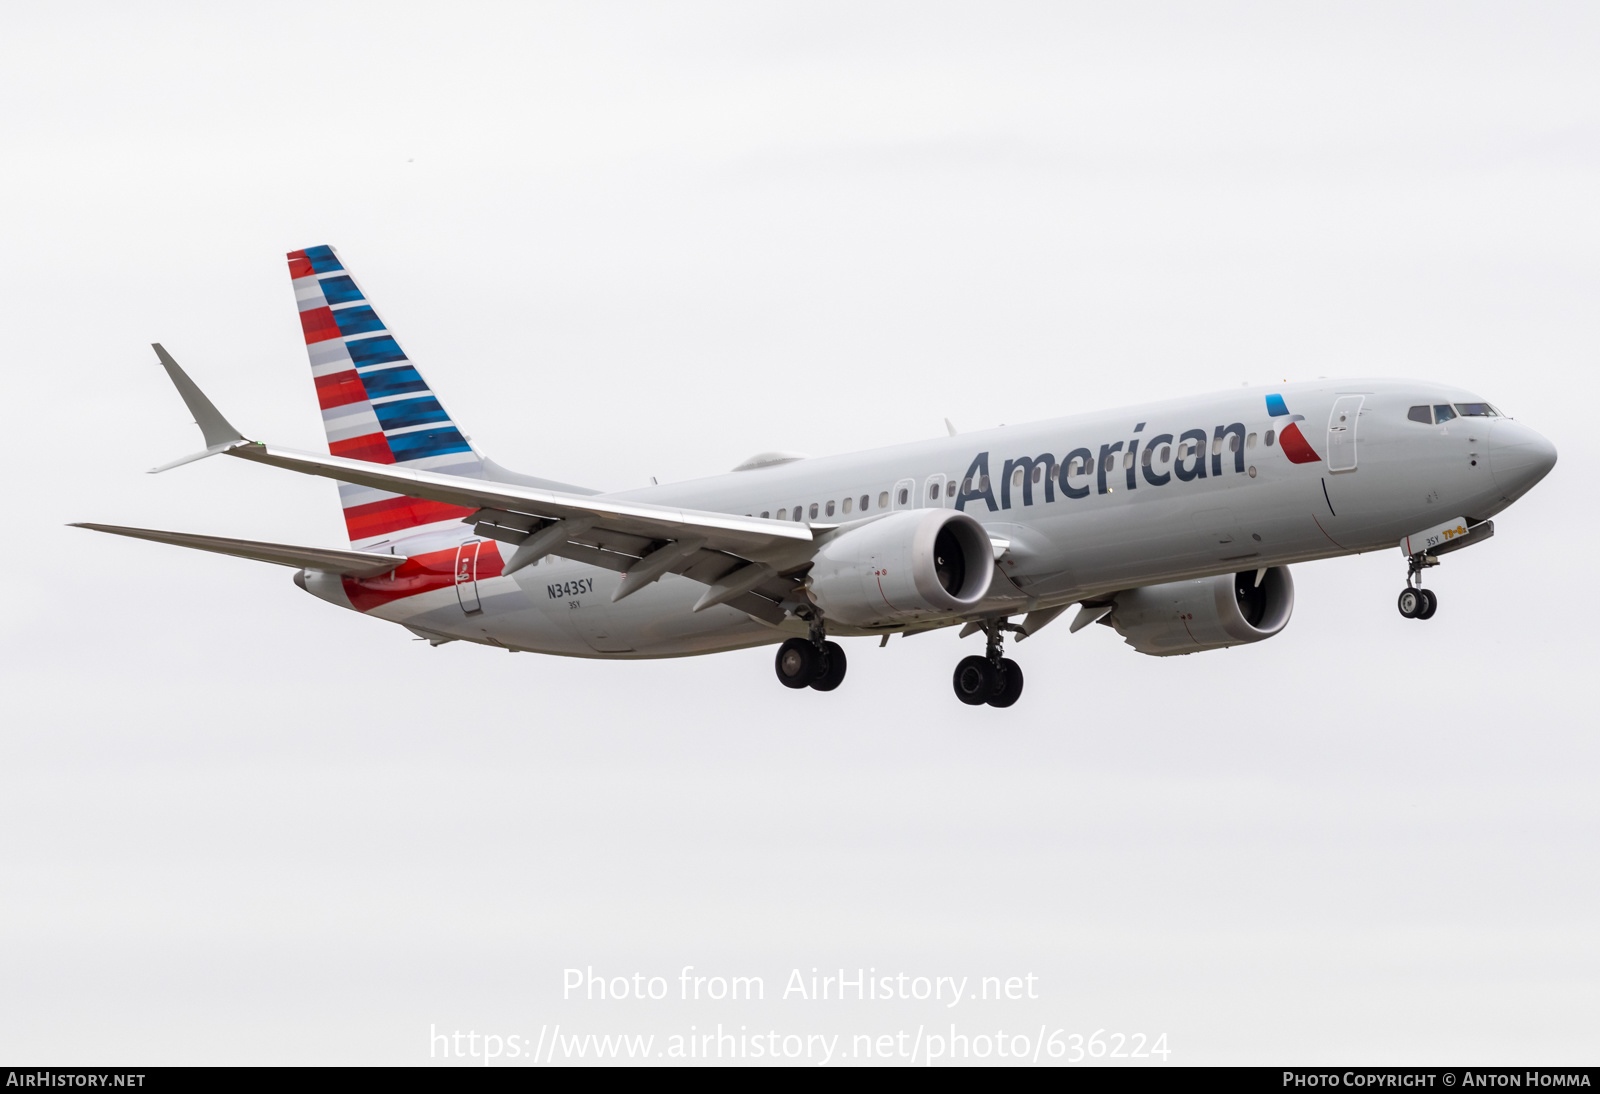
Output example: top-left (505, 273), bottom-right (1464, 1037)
top-left (952, 619), bottom-right (1024, 708)
top-left (774, 623), bottom-right (848, 692)
top-left (1397, 552), bottom-right (1439, 621)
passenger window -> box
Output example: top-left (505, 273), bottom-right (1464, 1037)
top-left (1122, 451), bottom-right (1133, 469)
top-left (1407, 405), bottom-right (1432, 424)
top-left (946, 479), bottom-right (956, 497)
top-left (980, 475), bottom-right (990, 492)
top-left (1103, 454), bottom-right (1115, 473)
top-left (1246, 432), bottom-right (1257, 448)
top-left (1013, 469), bottom-right (1024, 489)
top-left (878, 491), bottom-right (889, 509)
top-left (761, 511), bottom-right (770, 519)
top-left (777, 508), bottom-right (787, 520)
top-left (861, 494), bottom-right (870, 510)
top-left (1263, 430), bottom-right (1275, 447)
top-left (1141, 447), bottom-right (1153, 466)
top-left (1211, 437), bottom-right (1222, 456)
top-left (825, 500), bottom-right (835, 517)
top-left (1454, 403), bottom-right (1497, 417)
top-left (1050, 463), bottom-right (1060, 480)
top-left (1229, 434), bottom-right (1239, 452)
top-left (841, 497), bottom-right (852, 515)
top-left (961, 477), bottom-right (973, 494)
top-left (1433, 404), bottom-right (1457, 423)
top-left (808, 503), bottom-right (818, 519)
top-left (794, 507), bottom-right (804, 522)
top-left (1160, 446), bottom-right (1171, 462)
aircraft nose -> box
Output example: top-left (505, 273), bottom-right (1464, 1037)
top-left (1488, 419), bottom-right (1558, 501)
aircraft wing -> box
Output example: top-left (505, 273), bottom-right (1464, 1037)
top-left (224, 444), bottom-right (817, 621)
top-left (144, 345), bottom-right (818, 620)
top-left (69, 523), bottom-right (406, 577)
top-left (226, 442), bottom-right (813, 559)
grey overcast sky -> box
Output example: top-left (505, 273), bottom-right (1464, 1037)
top-left (2, 1), bottom-right (1597, 1066)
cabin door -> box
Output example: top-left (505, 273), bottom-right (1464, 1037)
top-left (1327, 396), bottom-right (1364, 472)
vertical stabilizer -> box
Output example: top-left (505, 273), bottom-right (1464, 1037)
top-left (288, 245), bottom-right (483, 547)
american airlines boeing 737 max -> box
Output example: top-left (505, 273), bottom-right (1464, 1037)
top-left (76, 245), bottom-right (1558, 708)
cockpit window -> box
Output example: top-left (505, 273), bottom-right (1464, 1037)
top-left (1454, 402), bottom-right (1498, 417)
top-left (1407, 405), bottom-right (1432, 424)
top-left (1433, 404), bottom-right (1457, 424)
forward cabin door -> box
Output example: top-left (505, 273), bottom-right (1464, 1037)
top-left (455, 540), bottom-right (484, 614)
top-left (1327, 396), bottom-right (1364, 473)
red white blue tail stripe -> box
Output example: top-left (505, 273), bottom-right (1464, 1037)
top-left (288, 245), bottom-right (481, 546)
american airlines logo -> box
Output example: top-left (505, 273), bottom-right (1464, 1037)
top-left (955, 395), bottom-right (1320, 512)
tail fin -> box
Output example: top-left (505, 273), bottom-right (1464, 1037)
top-left (288, 245), bottom-right (481, 547)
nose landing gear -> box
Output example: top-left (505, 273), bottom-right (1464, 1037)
top-left (1397, 553), bottom-right (1440, 620)
top-left (952, 619), bottom-right (1025, 708)
top-left (774, 623), bottom-right (848, 691)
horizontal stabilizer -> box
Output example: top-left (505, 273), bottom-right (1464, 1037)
top-left (69, 523), bottom-right (405, 577)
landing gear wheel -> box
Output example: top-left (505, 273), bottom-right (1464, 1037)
top-left (953, 655), bottom-right (996, 706)
top-left (810, 641), bottom-right (848, 691)
top-left (987, 658), bottom-right (1024, 708)
top-left (1417, 588), bottom-right (1438, 620)
top-left (775, 638), bottom-right (820, 689)
top-left (1397, 588), bottom-right (1422, 619)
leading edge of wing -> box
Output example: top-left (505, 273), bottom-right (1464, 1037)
top-left (224, 443), bottom-right (815, 558)
top-left (69, 522), bottom-right (406, 577)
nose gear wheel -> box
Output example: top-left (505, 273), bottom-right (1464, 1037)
top-left (1397, 552), bottom-right (1441, 621)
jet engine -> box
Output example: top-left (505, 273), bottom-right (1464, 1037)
top-left (1108, 567), bottom-right (1295, 656)
top-left (805, 509), bottom-right (994, 627)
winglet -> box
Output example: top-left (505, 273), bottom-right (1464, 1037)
top-left (152, 343), bottom-right (245, 448)
top-left (149, 343), bottom-right (248, 472)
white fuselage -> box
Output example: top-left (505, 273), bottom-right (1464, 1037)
top-left (332, 379), bottom-right (1549, 657)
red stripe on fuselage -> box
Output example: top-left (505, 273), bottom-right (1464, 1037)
top-left (299, 307), bottom-right (341, 345)
top-left (342, 495), bottom-right (476, 541)
top-left (329, 433), bottom-right (395, 464)
top-left (341, 542), bottom-right (504, 612)
top-left (315, 369), bottom-right (369, 410)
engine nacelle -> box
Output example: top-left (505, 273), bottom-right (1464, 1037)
top-left (1108, 566), bottom-right (1295, 656)
top-left (806, 509), bottom-right (994, 627)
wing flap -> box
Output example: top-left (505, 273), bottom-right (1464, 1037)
top-left (70, 523), bottom-right (404, 577)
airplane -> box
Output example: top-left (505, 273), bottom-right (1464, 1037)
top-left (75, 245), bottom-right (1559, 708)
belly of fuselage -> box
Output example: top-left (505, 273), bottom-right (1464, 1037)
top-left (365, 545), bottom-right (784, 659)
